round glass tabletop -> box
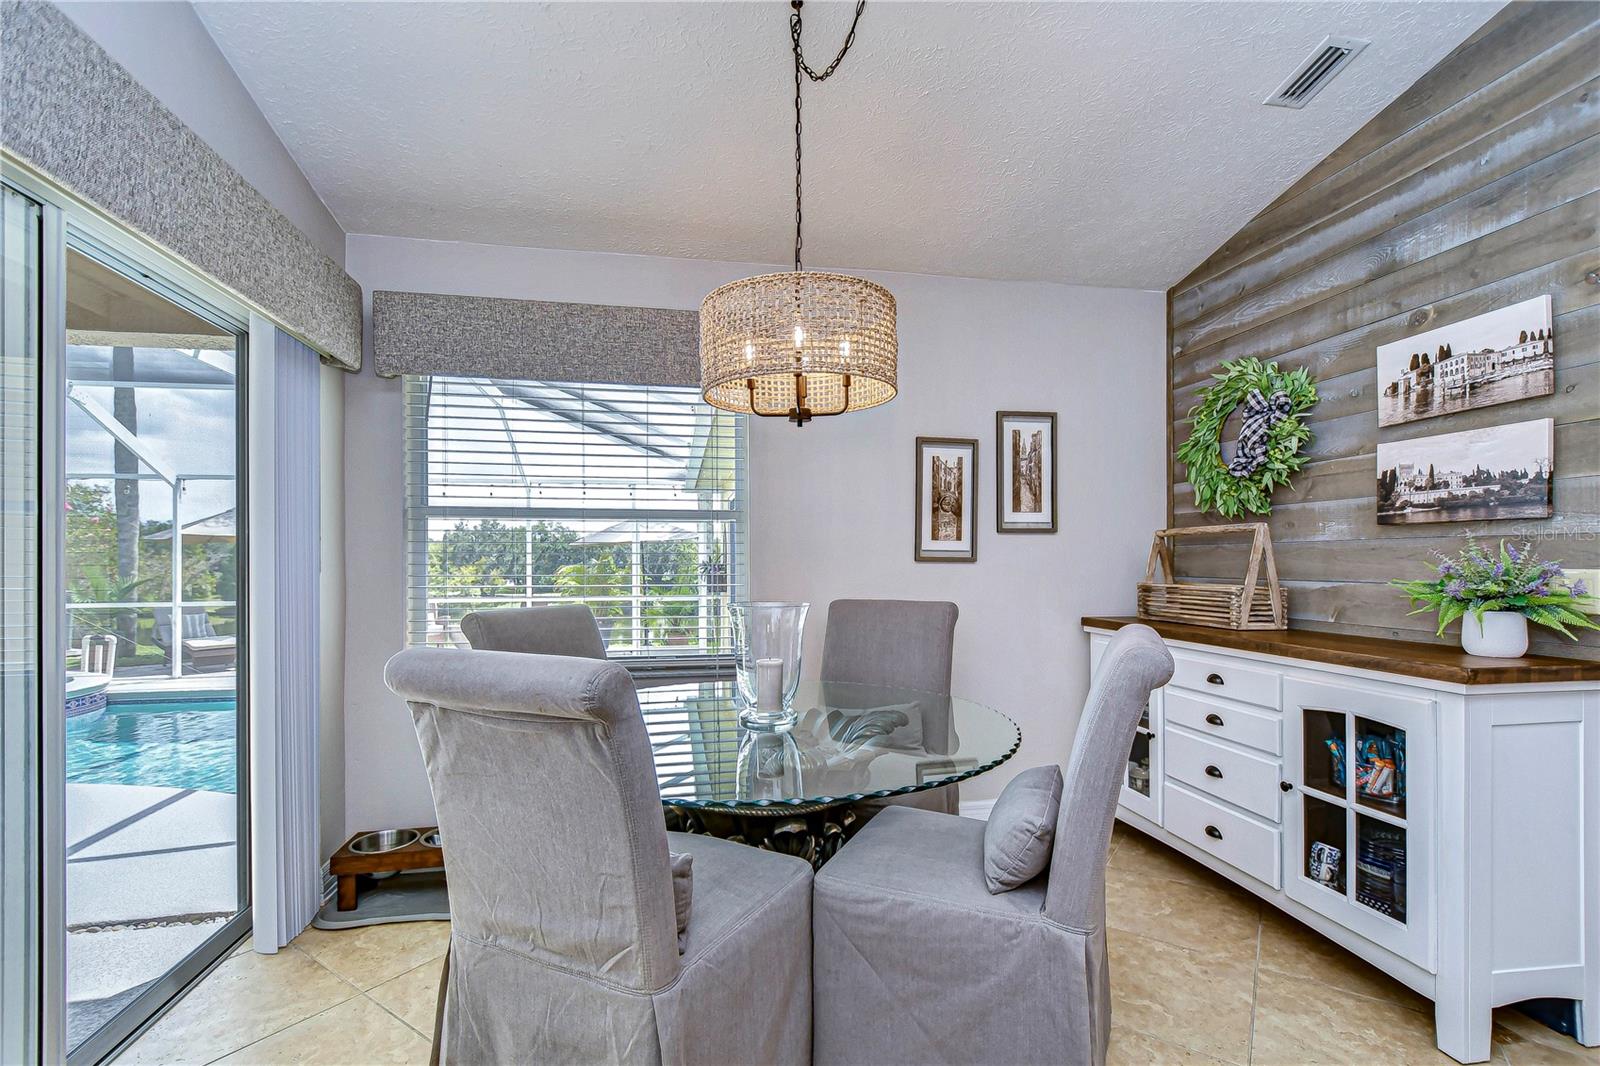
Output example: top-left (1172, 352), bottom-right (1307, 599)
top-left (639, 678), bottom-right (1020, 812)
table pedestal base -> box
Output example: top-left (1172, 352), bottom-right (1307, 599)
top-left (664, 803), bottom-right (866, 870)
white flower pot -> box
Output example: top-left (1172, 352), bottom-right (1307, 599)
top-left (1460, 611), bottom-right (1529, 658)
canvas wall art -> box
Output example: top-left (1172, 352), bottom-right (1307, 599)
top-left (1376, 295), bottom-right (1554, 428)
top-left (995, 411), bottom-right (1057, 533)
top-left (1376, 417), bottom-right (1553, 525)
top-left (915, 436), bottom-right (978, 562)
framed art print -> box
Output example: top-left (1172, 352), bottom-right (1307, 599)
top-left (996, 411), bottom-right (1057, 533)
top-left (915, 436), bottom-right (978, 562)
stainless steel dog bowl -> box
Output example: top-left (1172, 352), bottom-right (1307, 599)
top-left (348, 829), bottom-right (420, 855)
top-left (420, 829), bottom-right (442, 849)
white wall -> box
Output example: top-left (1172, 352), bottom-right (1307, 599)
top-left (341, 233), bottom-right (1165, 832)
top-left (54, 0), bottom-right (346, 266)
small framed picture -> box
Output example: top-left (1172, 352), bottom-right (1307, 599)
top-left (995, 411), bottom-right (1057, 533)
top-left (915, 436), bottom-right (978, 563)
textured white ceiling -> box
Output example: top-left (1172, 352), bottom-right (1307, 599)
top-left (194, 1), bottom-right (1500, 289)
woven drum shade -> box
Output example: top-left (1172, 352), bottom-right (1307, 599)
top-left (700, 270), bottom-right (897, 420)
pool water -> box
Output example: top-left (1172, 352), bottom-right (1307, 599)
top-left (65, 700), bottom-right (239, 794)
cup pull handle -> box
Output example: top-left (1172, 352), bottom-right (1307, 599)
top-left (1205, 825), bottom-right (1223, 840)
top-left (1205, 713), bottom-right (1225, 726)
top-left (1206, 673), bottom-right (1225, 686)
top-left (1205, 765), bottom-right (1224, 779)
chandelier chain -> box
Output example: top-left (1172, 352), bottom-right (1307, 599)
top-left (789, 0), bottom-right (867, 272)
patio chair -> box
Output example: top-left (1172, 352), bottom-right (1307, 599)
top-left (152, 607), bottom-right (237, 672)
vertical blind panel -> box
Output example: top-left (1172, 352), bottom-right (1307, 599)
top-left (270, 329), bottom-right (320, 945)
top-left (403, 376), bottom-right (748, 675)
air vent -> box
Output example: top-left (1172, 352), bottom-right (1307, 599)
top-left (1264, 36), bottom-right (1370, 109)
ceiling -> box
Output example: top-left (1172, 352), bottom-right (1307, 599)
top-left (194, 1), bottom-right (1501, 290)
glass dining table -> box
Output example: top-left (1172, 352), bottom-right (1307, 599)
top-left (639, 678), bottom-right (1020, 867)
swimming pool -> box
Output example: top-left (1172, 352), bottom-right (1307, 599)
top-left (65, 699), bottom-right (239, 794)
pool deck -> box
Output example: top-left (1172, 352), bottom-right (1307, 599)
top-left (66, 781), bottom-right (240, 1030)
top-left (105, 670), bottom-right (235, 702)
top-left (68, 783), bottom-right (239, 927)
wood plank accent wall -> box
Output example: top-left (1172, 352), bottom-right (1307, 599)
top-left (1166, 1), bottom-right (1600, 658)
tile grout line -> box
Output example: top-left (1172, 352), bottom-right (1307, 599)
top-left (1252, 955), bottom-right (1433, 1016)
top-left (366, 954), bottom-right (449, 1041)
top-left (362, 991), bottom-right (433, 1044)
top-left (200, 993), bottom-right (367, 1065)
top-left (183, 945), bottom-right (366, 1066)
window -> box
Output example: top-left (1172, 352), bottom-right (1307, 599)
top-left (404, 376), bottom-right (747, 679)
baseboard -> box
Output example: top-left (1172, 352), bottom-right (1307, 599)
top-left (959, 799), bottom-right (995, 821)
top-left (321, 862), bottom-right (336, 905)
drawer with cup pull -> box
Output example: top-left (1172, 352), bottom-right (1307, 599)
top-left (1164, 727), bottom-right (1282, 821)
top-left (1169, 652), bottom-right (1281, 710)
top-left (1162, 781), bottom-right (1281, 889)
top-left (1164, 688), bottom-right (1282, 756)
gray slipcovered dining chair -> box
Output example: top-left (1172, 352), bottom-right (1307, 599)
top-left (821, 599), bottom-right (960, 814)
top-left (459, 603), bottom-right (607, 659)
top-left (811, 624), bottom-right (1175, 1066)
top-left (385, 647), bottom-right (813, 1065)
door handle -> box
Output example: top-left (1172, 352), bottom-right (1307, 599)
top-left (1204, 712), bottom-right (1225, 726)
top-left (1280, 781), bottom-right (1293, 792)
top-left (1205, 825), bottom-right (1223, 840)
top-left (1206, 673), bottom-right (1225, 686)
top-left (1205, 765), bottom-right (1224, 779)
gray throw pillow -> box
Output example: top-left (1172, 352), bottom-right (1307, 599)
top-left (670, 851), bottom-right (693, 952)
top-left (982, 764), bottom-right (1063, 893)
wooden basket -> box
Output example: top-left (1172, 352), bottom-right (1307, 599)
top-left (1137, 523), bottom-right (1287, 630)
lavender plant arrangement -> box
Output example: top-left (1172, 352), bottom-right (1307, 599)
top-left (1393, 539), bottom-right (1597, 658)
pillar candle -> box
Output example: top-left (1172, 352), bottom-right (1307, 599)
top-left (757, 657), bottom-right (784, 710)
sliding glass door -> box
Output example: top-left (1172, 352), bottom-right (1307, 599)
top-left (61, 242), bottom-right (250, 1061)
top-left (1, 182), bottom-right (44, 1066)
top-left (2, 173), bottom-right (253, 1061)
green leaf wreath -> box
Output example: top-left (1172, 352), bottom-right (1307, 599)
top-left (1177, 357), bottom-right (1318, 518)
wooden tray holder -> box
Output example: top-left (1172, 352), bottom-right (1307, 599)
top-left (329, 827), bottom-right (443, 911)
top-left (1137, 523), bottom-right (1287, 631)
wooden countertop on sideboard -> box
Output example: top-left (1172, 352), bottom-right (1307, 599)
top-left (1082, 616), bottom-right (1600, 686)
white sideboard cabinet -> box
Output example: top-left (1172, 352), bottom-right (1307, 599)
top-left (1084, 617), bottom-right (1600, 1064)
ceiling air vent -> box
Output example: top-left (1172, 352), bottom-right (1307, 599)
top-left (1264, 36), bottom-right (1370, 109)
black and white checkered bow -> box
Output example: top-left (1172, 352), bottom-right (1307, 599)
top-left (1226, 388), bottom-right (1293, 478)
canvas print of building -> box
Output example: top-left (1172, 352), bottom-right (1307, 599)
top-left (1377, 295), bottom-right (1554, 428)
top-left (1376, 417), bottom-right (1553, 525)
top-left (931, 454), bottom-right (964, 541)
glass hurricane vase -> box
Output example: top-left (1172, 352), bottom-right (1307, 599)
top-left (731, 602), bottom-right (809, 728)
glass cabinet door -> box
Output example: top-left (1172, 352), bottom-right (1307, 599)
top-left (1094, 635), bottom-right (1162, 824)
top-left (1119, 692), bottom-right (1162, 823)
top-left (1283, 677), bottom-right (1433, 970)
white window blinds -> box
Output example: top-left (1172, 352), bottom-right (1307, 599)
top-left (403, 376), bottom-right (747, 680)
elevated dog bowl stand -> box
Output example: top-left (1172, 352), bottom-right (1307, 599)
top-left (329, 827), bottom-right (443, 911)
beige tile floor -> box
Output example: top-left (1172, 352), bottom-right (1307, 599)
top-left (115, 824), bottom-right (1599, 1065)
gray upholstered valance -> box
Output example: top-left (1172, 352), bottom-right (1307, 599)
top-left (0, 2), bottom-right (363, 371)
top-left (372, 290), bottom-right (700, 386)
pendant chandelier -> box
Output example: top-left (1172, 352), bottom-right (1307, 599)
top-left (700, 0), bottom-right (897, 427)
